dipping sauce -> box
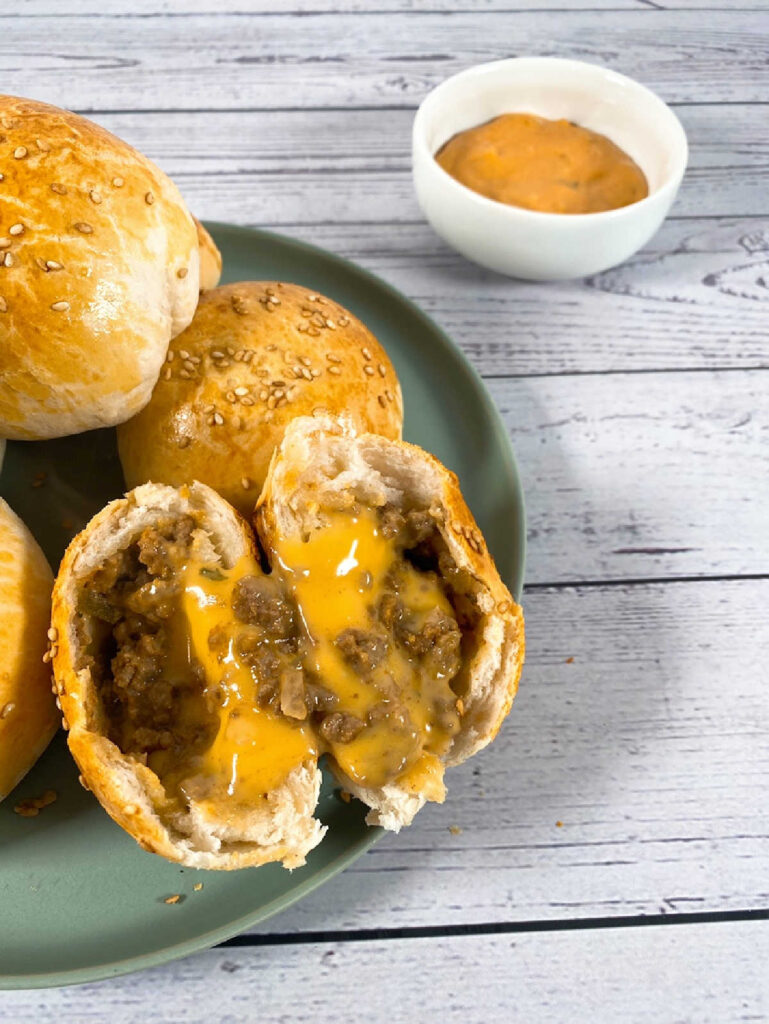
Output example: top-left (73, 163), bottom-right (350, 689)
top-left (435, 112), bottom-right (648, 214)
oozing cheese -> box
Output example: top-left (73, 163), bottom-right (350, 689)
top-left (275, 508), bottom-right (460, 792)
top-left (156, 553), bottom-right (317, 805)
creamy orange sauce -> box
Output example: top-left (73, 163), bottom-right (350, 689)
top-left (436, 112), bottom-right (648, 214)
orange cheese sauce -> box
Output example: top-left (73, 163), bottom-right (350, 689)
top-left (436, 112), bottom-right (648, 215)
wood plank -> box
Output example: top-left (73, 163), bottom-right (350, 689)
top-left (85, 105), bottom-right (769, 223)
top-left (231, 579), bottom-right (769, 934)
top-left (1, 11), bottom-right (767, 110)
top-left (253, 218), bottom-right (769, 377)
top-left (4, 921), bottom-right (768, 1020)
top-left (16, 1), bottom-right (646, 12)
top-left (498, 370), bottom-right (767, 584)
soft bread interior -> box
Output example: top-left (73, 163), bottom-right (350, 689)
top-left (55, 482), bottom-right (325, 870)
top-left (257, 415), bottom-right (524, 831)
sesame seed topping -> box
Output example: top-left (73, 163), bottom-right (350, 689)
top-left (50, 183), bottom-right (67, 195)
top-left (166, 350), bottom-right (175, 362)
top-left (301, 368), bottom-right (313, 381)
top-left (234, 386), bottom-right (249, 397)
top-left (241, 477), bottom-right (251, 490)
top-left (89, 189), bottom-right (102, 204)
top-left (0, 702), bottom-right (15, 719)
top-left (308, 294), bottom-right (319, 302)
top-left (339, 315), bottom-right (350, 326)
top-left (112, 176), bottom-right (125, 187)
top-left (51, 300), bottom-right (70, 312)
top-left (145, 191), bottom-right (155, 205)
top-left (0, 173), bottom-right (4, 181)
top-left (259, 389), bottom-right (269, 401)
top-left (124, 804), bottom-right (138, 816)
top-left (378, 395), bottom-right (387, 408)
top-left (385, 389), bottom-right (393, 401)
top-left (325, 319), bottom-right (336, 329)
top-left (35, 257), bottom-right (47, 270)
top-left (78, 774), bottom-right (90, 791)
top-left (328, 366), bottom-right (341, 376)
top-left (47, 626), bottom-right (58, 642)
top-left (177, 267), bottom-right (188, 279)
top-left (164, 895), bottom-right (182, 905)
top-left (179, 369), bottom-right (192, 379)
top-left (363, 365), bottom-right (375, 376)
top-left (182, 359), bottom-right (195, 373)
top-left (74, 222), bottom-right (93, 234)
top-left (214, 412), bottom-right (224, 426)
top-left (267, 395), bottom-right (277, 410)
top-left (378, 363), bottom-right (387, 377)
top-left (179, 349), bottom-right (190, 359)
top-left (326, 353), bottom-right (341, 364)
top-left (36, 139), bottom-right (51, 152)
top-left (3, 253), bottom-right (12, 268)
top-left (361, 347), bottom-right (372, 361)
top-left (0, 239), bottom-right (9, 249)
top-left (211, 349), bottom-right (224, 359)
top-left (241, 396), bottom-right (255, 406)
top-left (0, 297), bottom-right (7, 312)
top-left (9, 223), bottom-right (24, 236)
top-left (13, 146), bottom-right (27, 159)
top-left (162, 367), bottom-right (172, 380)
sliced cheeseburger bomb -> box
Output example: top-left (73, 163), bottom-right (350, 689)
top-left (0, 499), bottom-right (59, 802)
top-left (117, 282), bottom-right (403, 515)
top-left (51, 415), bottom-right (523, 867)
top-left (256, 416), bottom-right (525, 830)
top-left (51, 482), bottom-right (325, 869)
top-left (0, 95), bottom-right (201, 440)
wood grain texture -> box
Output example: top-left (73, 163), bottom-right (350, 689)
top-left (83, 105), bottom-right (769, 223)
top-left (492, 370), bottom-right (768, 584)
top-left (1, 10), bottom-right (768, 110)
top-left (3, 921), bottom-right (768, 1022)
top-left (230, 578), bottom-right (769, 934)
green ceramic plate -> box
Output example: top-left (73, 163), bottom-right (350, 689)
top-left (0, 224), bottom-right (525, 989)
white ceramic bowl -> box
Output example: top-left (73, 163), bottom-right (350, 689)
top-left (412, 58), bottom-right (688, 281)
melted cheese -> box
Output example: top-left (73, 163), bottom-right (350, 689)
top-left (157, 553), bottom-right (317, 805)
top-left (275, 508), bottom-right (460, 790)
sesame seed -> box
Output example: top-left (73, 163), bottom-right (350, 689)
top-left (47, 627), bottom-right (58, 642)
top-left (204, 404), bottom-right (216, 414)
top-left (241, 477), bottom-right (251, 490)
top-left (211, 349), bottom-right (224, 359)
top-left (266, 343), bottom-right (277, 352)
top-left (325, 319), bottom-right (336, 329)
top-left (89, 189), bottom-right (102, 204)
top-left (299, 356), bottom-right (311, 367)
top-left (378, 394), bottom-right (387, 408)
top-left (177, 267), bottom-right (188, 279)
top-left (78, 774), bottom-right (90, 791)
top-left (163, 367), bottom-right (172, 380)
top-left (308, 293), bottom-right (319, 302)
top-left (50, 183), bottom-right (67, 195)
top-left (9, 223), bottom-right (24, 236)
top-left (183, 359), bottom-right (196, 373)
top-left (179, 349), bottom-right (190, 359)
top-left (328, 366), bottom-right (341, 376)
top-left (164, 895), bottom-right (181, 905)
top-left (339, 315), bottom-right (350, 326)
top-left (326, 353), bottom-right (341, 364)
top-left (189, 354), bottom-right (201, 364)
top-left (307, 326), bottom-right (320, 337)
top-left (311, 369), bottom-right (321, 378)
top-left (3, 253), bottom-right (12, 267)
top-left (124, 804), bottom-right (138, 816)
top-left (385, 389), bottom-right (393, 401)
top-left (0, 238), bottom-right (11, 249)
top-left (36, 138), bottom-right (51, 152)
top-left (112, 176), bottom-right (125, 188)
top-left (0, 297), bottom-right (7, 312)
top-left (50, 300), bottom-right (70, 312)
top-left (214, 412), bottom-right (224, 425)
top-left (74, 222), bottom-right (93, 234)
top-left (166, 350), bottom-right (175, 362)
top-left (361, 347), bottom-right (372, 361)
top-left (0, 702), bottom-right (15, 719)
top-left (302, 368), bottom-right (313, 381)
top-left (42, 650), bottom-right (52, 663)
top-left (234, 386), bottom-right (249, 397)
top-left (179, 369), bottom-right (192, 379)
top-left (241, 396), bottom-right (254, 406)
top-left (259, 389), bottom-right (269, 401)
top-left (363, 365), bottom-right (375, 376)
top-left (267, 395), bottom-right (277, 410)
top-left (145, 191), bottom-right (155, 205)
top-left (227, 347), bottom-right (235, 356)
top-left (378, 363), bottom-right (387, 377)
top-left (0, 173), bottom-right (4, 181)
top-left (13, 146), bottom-right (27, 159)
top-left (46, 259), bottom-right (63, 271)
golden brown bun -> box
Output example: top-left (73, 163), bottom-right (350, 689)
top-left (0, 95), bottom-right (200, 440)
top-left (194, 218), bottom-right (223, 292)
top-left (51, 481), bottom-right (324, 870)
top-left (257, 415), bottom-right (525, 832)
top-left (116, 282), bottom-right (404, 514)
top-left (0, 498), bottom-right (59, 802)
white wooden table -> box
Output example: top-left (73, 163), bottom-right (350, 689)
top-left (4, 2), bottom-right (769, 1020)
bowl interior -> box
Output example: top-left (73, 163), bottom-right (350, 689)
top-left (419, 59), bottom-right (686, 196)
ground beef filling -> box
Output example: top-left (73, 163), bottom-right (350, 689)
top-left (79, 516), bottom-right (218, 763)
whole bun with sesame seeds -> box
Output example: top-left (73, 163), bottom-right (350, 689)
top-left (116, 281), bottom-right (404, 515)
top-left (0, 95), bottom-right (200, 440)
top-left (0, 498), bottom-right (60, 803)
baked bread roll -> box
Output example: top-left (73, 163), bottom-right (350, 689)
top-left (51, 481), bottom-right (324, 869)
top-left (116, 282), bottom-right (403, 515)
top-left (0, 499), bottom-right (59, 802)
top-left (0, 95), bottom-right (200, 440)
top-left (52, 416), bottom-right (523, 866)
top-left (194, 218), bottom-right (222, 292)
top-left (256, 415), bottom-right (524, 830)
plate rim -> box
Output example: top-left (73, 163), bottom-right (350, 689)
top-left (1, 221), bottom-right (525, 989)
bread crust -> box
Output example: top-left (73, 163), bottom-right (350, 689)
top-left (0, 498), bottom-right (59, 802)
top-left (194, 217), bottom-right (223, 292)
top-left (116, 282), bottom-right (403, 515)
top-left (0, 96), bottom-right (200, 440)
top-left (51, 481), bottom-right (324, 869)
top-left (256, 415), bottom-right (525, 831)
